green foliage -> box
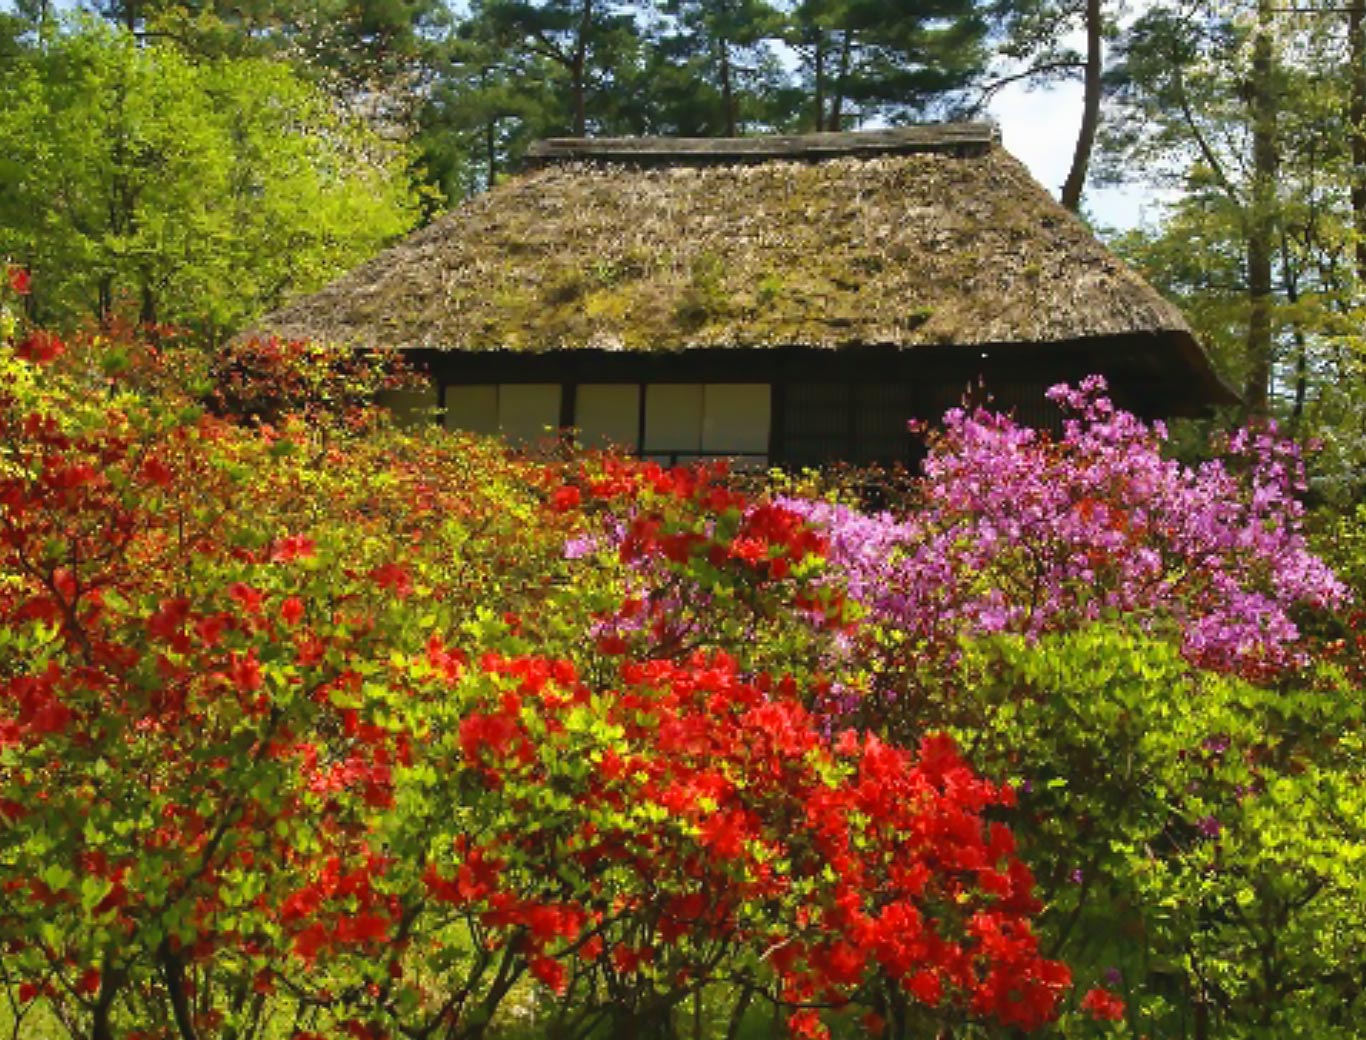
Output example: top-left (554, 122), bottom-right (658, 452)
top-left (1102, 1), bottom-right (1366, 490)
top-left (940, 626), bottom-right (1366, 1038)
top-left (645, 0), bottom-right (794, 135)
top-left (0, 21), bottom-right (418, 337)
top-left (785, 0), bottom-right (992, 130)
top-left (1314, 503), bottom-right (1366, 600)
top-left (405, 0), bottom-right (996, 197)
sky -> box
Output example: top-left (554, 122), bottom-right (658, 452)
top-left (983, 4), bottom-right (1171, 235)
top-left (987, 79), bottom-right (1148, 230)
top-left (992, 81), bottom-right (1176, 237)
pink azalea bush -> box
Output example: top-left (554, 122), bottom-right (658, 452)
top-left (783, 377), bottom-right (1345, 683)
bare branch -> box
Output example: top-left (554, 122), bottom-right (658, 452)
top-left (963, 60), bottom-right (1087, 117)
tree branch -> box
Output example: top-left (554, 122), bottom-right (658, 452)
top-left (964, 59), bottom-right (1087, 116)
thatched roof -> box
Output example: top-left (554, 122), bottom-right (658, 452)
top-left (254, 125), bottom-right (1216, 376)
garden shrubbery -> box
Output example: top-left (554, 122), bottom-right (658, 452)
top-left (2, 280), bottom-right (1364, 1040)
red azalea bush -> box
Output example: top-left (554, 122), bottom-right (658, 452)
top-left (0, 316), bottom-right (1068, 1039)
top-left (553, 454), bottom-right (846, 680)
top-left (277, 650), bottom-right (1069, 1039)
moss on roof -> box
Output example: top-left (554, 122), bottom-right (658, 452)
top-left (254, 127), bottom-right (1198, 358)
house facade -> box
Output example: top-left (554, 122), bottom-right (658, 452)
top-left (256, 125), bottom-right (1233, 466)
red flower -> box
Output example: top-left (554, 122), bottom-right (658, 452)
top-left (271, 534), bottom-right (317, 563)
top-left (229, 583), bottom-right (264, 616)
top-left (369, 563), bottom-right (413, 598)
top-left (528, 904), bottom-right (581, 942)
top-left (529, 955), bottom-right (567, 994)
top-left (291, 923), bottom-right (329, 964)
top-left (140, 456), bottom-right (174, 488)
top-left (76, 968), bottom-right (101, 996)
top-left (229, 651), bottom-right (263, 693)
top-left (147, 597), bottom-right (192, 644)
top-left (459, 712), bottom-right (520, 762)
top-left (335, 912), bottom-right (389, 945)
top-left (908, 969), bottom-right (942, 1005)
top-left (727, 536), bottom-right (768, 564)
top-left (549, 485), bottom-right (581, 512)
top-left (280, 597), bottom-right (305, 626)
top-left (698, 809), bottom-right (749, 859)
top-left (195, 613), bottom-right (228, 647)
top-left (595, 633), bottom-right (628, 655)
top-left (14, 331), bottom-right (64, 364)
top-left (788, 1010), bottom-right (827, 1039)
top-left (1081, 987), bottom-right (1126, 1022)
top-left (7, 265), bottom-right (30, 295)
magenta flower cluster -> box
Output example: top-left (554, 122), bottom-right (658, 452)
top-left (784, 377), bottom-right (1346, 677)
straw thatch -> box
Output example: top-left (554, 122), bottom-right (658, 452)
top-left (254, 125), bottom-right (1200, 360)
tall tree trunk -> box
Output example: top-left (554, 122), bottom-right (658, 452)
top-left (90, 965), bottom-right (120, 1040)
top-left (723, 983), bottom-right (752, 1040)
top-left (570, 0), bottom-right (593, 136)
top-left (1283, 253), bottom-right (1309, 427)
top-left (1243, 0), bottom-right (1278, 416)
top-left (1349, 0), bottom-right (1366, 287)
top-left (1060, 0), bottom-right (1103, 211)
top-left (813, 35), bottom-right (826, 130)
top-left (829, 29), bottom-right (853, 131)
top-left (719, 40), bottom-right (736, 135)
top-left (160, 941), bottom-right (200, 1040)
top-left (1194, 985), bottom-right (1210, 1040)
top-left (571, 67), bottom-right (586, 135)
top-left (139, 282), bottom-right (156, 326)
top-left (98, 274), bottom-right (114, 325)
top-left (486, 116), bottom-right (498, 188)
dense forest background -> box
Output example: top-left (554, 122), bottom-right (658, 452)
top-left (3, 0), bottom-right (1366, 498)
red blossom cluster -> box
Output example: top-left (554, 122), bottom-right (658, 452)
top-left (555, 456), bottom-right (849, 663)
top-left (13, 328), bottom-right (64, 363)
top-left (1081, 986), bottom-right (1126, 1021)
top-left (0, 328), bottom-right (1074, 1039)
top-left (562, 456), bottom-right (827, 580)
top-left (313, 650), bottom-right (1073, 1038)
top-left (210, 335), bottom-right (426, 425)
top-left (6, 263), bottom-right (30, 296)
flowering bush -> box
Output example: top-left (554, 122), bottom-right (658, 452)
top-left (291, 650), bottom-right (1070, 1039)
top-left (0, 314), bottom-right (1068, 1040)
top-left (781, 377), bottom-right (1345, 728)
top-left (6, 265), bottom-right (1360, 1039)
top-left (0, 327), bottom-right (583, 1040)
top-left (549, 454), bottom-right (845, 695)
top-left (752, 378), bottom-right (1362, 1039)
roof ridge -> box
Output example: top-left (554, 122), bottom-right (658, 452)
top-left (524, 124), bottom-right (1000, 167)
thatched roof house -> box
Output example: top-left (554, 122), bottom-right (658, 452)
top-left (257, 124), bottom-right (1232, 467)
